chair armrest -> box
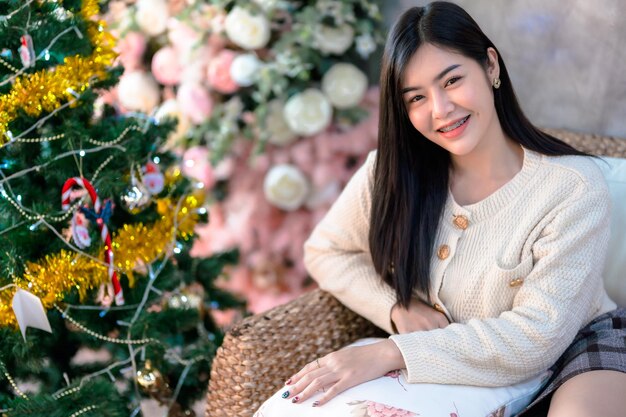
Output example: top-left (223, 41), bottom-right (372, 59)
top-left (205, 288), bottom-right (383, 417)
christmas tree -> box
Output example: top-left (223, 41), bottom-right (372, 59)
top-left (0, 1), bottom-right (243, 416)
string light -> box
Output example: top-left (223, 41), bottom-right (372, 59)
top-left (0, 0), bottom-right (34, 22)
top-left (1, 136), bottom-right (129, 186)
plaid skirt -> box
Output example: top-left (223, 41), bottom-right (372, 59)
top-left (518, 307), bottom-right (626, 416)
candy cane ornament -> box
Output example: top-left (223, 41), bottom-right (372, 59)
top-left (61, 177), bottom-right (124, 305)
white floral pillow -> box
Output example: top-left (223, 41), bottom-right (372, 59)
top-left (255, 338), bottom-right (550, 417)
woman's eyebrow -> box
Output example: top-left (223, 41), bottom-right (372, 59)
top-left (401, 64), bottom-right (462, 94)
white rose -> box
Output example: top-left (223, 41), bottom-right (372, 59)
top-left (224, 6), bottom-right (271, 50)
top-left (322, 63), bottom-right (368, 109)
top-left (265, 100), bottom-right (297, 146)
top-left (263, 164), bottom-right (310, 211)
top-left (117, 71), bottom-right (160, 113)
top-left (314, 24), bottom-right (354, 55)
top-left (283, 89), bottom-right (332, 136)
top-left (135, 0), bottom-right (169, 37)
top-left (230, 53), bottom-right (262, 87)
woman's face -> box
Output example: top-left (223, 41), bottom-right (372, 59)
top-left (401, 43), bottom-right (501, 157)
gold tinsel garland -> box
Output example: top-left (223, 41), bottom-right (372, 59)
top-left (0, 195), bottom-right (203, 328)
top-left (0, 0), bottom-right (117, 144)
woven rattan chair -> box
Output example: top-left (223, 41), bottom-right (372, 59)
top-left (205, 129), bottom-right (626, 417)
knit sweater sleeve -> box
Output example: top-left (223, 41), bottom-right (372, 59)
top-left (390, 187), bottom-right (611, 386)
top-left (303, 151), bottom-right (397, 334)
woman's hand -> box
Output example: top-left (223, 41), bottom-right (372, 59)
top-left (282, 339), bottom-right (404, 407)
top-left (391, 298), bottom-right (450, 333)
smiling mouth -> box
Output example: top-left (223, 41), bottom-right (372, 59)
top-left (437, 116), bottom-right (470, 133)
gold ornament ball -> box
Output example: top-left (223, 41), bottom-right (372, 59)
top-left (136, 360), bottom-right (163, 390)
top-left (167, 292), bottom-right (202, 312)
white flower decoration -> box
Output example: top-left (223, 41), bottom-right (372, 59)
top-left (135, 0), bottom-right (169, 37)
top-left (252, 0), bottom-right (280, 11)
top-left (356, 33), bottom-right (377, 58)
top-left (263, 164), bottom-right (310, 211)
top-left (230, 53), bottom-right (262, 87)
top-left (117, 71), bottom-right (160, 113)
top-left (283, 89), bottom-right (332, 136)
top-left (322, 63), bottom-right (368, 109)
top-left (224, 6), bottom-right (271, 50)
top-left (154, 99), bottom-right (191, 148)
top-left (265, 99), bottom-right (297, 146)
top-left (314, 24), bottom-right (354, 55)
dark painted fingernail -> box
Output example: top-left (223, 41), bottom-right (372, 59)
top-left (284, 378), bottom-right (292, 385)
top-left (281, 391), bottom-right (289, 399)
top-left (291, 396), bottom-right (299, 403)
top-left (312, 401), bottom-right (320, 407)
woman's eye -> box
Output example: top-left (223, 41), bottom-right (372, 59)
top-left (409, 95), bottom-right (424, 103)
top-left (445, 76), bottom-right (462, 87)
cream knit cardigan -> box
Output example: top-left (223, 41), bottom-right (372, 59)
top-left (303, 147), bottom-right (616, 387)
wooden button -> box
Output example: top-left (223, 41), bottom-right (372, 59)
top-left (453, 215), bottom-right (469, 230)
top-left (509, 278), bottom-right (524, 287)
top-left (433, 303), bottom-right (445, 313)
top-left (437, 244), bottom-right (450, 260)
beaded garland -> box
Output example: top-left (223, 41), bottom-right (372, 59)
top-left (0, 194), bottom-right (204, 328)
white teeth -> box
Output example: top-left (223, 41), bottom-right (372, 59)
top-left (439, 116), bottom-right (468, 132)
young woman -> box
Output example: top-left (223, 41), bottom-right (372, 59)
top-left (257, 2), bottom-right (626, 416)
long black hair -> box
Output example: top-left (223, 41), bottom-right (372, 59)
top-left (369, 1), bottom-right (588, 308)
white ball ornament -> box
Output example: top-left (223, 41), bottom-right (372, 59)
top-left (117, 71), bottom-right (160, 114)
top-left (283, 89), bottom-right (332, 136)
top-left (135, 0), bottom-right (169, 37)
top-left (322, 63), bottom-right (368, 109)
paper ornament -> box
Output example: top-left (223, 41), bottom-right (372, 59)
top-left (12, 289), bottom-right (52, 340)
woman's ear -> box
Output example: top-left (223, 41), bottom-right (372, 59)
top-left (486, 47), bottom-right (500, 80)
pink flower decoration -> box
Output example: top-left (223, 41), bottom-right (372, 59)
top-left (188, 89), bottom-right (382, 314)
top-left (176, 82), bottom-right (213, 124)
top-left (191, 205), bottom-right (238, 257)
top-left (181, 146), bottom-right (216, 188)
top-left (207, 49), bottom-right (239, 94)
top-left (365, 401), bottom-right (418, 417)
top-left (290, 139), bottom-right (314, 174)
top-left (151, 46), bottom-right (181, 86)
top-left (167, 18), bottom-right (201, 54)
top-left (117, 31), bottom-right (147, 71)
top-left (207, 33), bottom-right (227, 56)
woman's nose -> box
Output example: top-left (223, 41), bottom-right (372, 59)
top-left (431, 90), bottom-right (454, 120)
